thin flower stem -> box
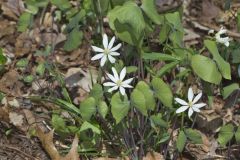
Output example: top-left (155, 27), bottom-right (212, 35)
top-left (181, 113), bottom-right (185, 130)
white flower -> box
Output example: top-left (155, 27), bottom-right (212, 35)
top-left (91, 34), bottom-right (121, 67)
top-left (175, 87), bottom-right (206, 118)
top-left (215, 27), bottom-right (230, 47)
top-left (103, 67), bottom-right (133, 95)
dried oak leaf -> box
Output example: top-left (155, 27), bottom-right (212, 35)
top-left (36, 128), bottom-right (79, 160)
top-left (143, 152), bottom-right (164, 160)
top-left (1, 0), bottom-right (25, 20)
top-left (9, 112), bottom-right (24, 127)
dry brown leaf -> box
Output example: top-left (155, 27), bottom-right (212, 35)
top-left (0, 70), bottom-right (23, 96)
top-left (24, 110), bottom-right (80, 160)
top-left (1, 0), bottom-right (25, 20)
top-left (143, 152), bottom-right (164, 160)
top-left (9, 112), bottom-right (24, 127)
top-left (200, 0), bottom-right (221, 23)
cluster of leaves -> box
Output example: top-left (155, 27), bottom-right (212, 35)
top-left (14, 0), bottom-right (240, 158)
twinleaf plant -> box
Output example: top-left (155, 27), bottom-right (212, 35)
top-left (24, 0), bottom-right (240, 159)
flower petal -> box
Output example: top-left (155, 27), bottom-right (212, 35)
top-left (103, 82), bottom-right (116, 87)
top-left (175, 98), bottom-right (188, 106)
top-left (119, 86), bottom-right (126, 95)
top-left (192, 92), bottom-right (202, 104)
top-left (108, 55), bottom-right (116, 63)
top-left (110, 43), bottom-right (121, 52)
top-left (106, 73), bottom-right (117, 83)
top-left (112, 67), bottom-right (119, 80)
top-left (102, 34), bottom-right (108, 49)
top-left (192, 103), bottom-right (206, 109)
top-left (188, 87), bottom-right (194, 102)
top-left (108, 36), bottom-right (115, 49)
top-left (192, 106), bottom-right (200, 112)
top-left (91, 53), bottom-right (104, 61)
top-left (176, 105), bottom-right (189, 114)
top-left (120, 67), bottom-right (126, 81)
top-left (109, 52), bottom-right (120, 56)
top-left (108, 86), bottom-right (118, 92)
top-left (121, 83), bottom-right (133, 88)
top-left (122, 78), bottom-right (133, 85)
top-left (188, 108), bottom-right (194, 118)
top-left (92, 46), bottom-right (104, 52)
top-left (100, 55), bottom-right (107, 67)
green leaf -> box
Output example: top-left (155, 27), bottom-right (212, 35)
top-left (217, 124), bottom-right (234, 147)
top-left (131, 88), bottom-right (147, 116)
top-left (16, 58), bottom-right (29, 68)
top-left (235, 126), bottom-right (240, 143)
top-left (51, 114), bottom-right (67, 132)
top-left (66, 10), bottom-right (86, 32)
top-left (142, 52), bottom-right (180, 61)
top-left (56, 98), bottom-right (81, 115)
top-left (150, 113), bottom-right (168, 128)
top-left (157, 61), bottom-right (179, 77)
top-left (165, 12), bottom-right (183, 32)
top-left (0, 48), bottom-right (7, 65)
top-left (89, 84), bottom-right (103, 102)
top-left (185, 129), bottom-right (202, 144)
top-left (36, 63), bottom-right (45, 76)
top-left (80, 121), bottom-right (101, 134)
top-left (126, 66), bottom-right (138, 74)
top-left (141, 0), bottom-right (163, 25)
top-left (50, 0), bottom-right (71, 10)
top-left (64, 28), bottom-right (83, 51)
top-left (151, 78), bottom-right (173, 107)
top-left (80, 97), bottom-right (96, 121)
top-left (17, 12), bottom-right (33, 32)
top-left (111, 93), bottom-right (130, 124)
top-left (204, 40), bottom-right (231, 80)
top-left (108, 1), bottom-right (145, 45)
top-left (222, 83), bottom-right (239, 99)
top-left (191, 55), bottom-right (222, 84)
top-left (177, 131), bottom-right (186, 152)
top-left (159, 23), bottom-right (170, 43)
top-left (231, 48), bottom-right (240, 63)
top-left (98, 101), bottom-right (108, 119)
top-left (169, 30), bottom-right (184, 46)
top-left (23, 75), bottom-right (34, 83)
top-left (135, 81), bottom-right (155, 110)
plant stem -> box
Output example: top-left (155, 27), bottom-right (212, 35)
top-left (181, 113), bottom-right (184, 130)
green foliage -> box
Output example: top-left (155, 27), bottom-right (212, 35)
top-left (16, 58), bottom-right (29, 68)
top-left (63, 28), bottom-right (83, 51)
top-left (184, 129), bottom-right (202, 144)
top-left (131, 81), bottom-right (155, 116)
top-left (141, 0), bottom-right (163, 25)
top-left (80, 121), bottom-right (101, 134)
top-left (80, 97), bottom-right (96, 121)
top-left (151, 78), bottom-right (173, 107)
top-left (191, 55), bottom-right (222, 84)
top-left (50, 0), bottom-right (71, 11)
top-left (204, 40), bottom-right (231, 80)
top-left (17, 12), bottom-right (33, 32)
top-left (217, 124), bottom-right (234, 147)
top-left (222, 83), bottom-right (239, 99)
top-left (108, 1), bottom-right (145, 46)
top-left (177, 131), bottom-right (186, 152)
top-left (142, 52), bottom-right (180, 61)
top-left (0, 49), bottom-right (7, 65)
top-left (111, 93), bottom-right (130, 124)
top-left (235, 126), bottom-right (240, 143)
top-left (89, 84), bottom-right (103, 102)
top-left (97, 101), bottom-right (108, 119)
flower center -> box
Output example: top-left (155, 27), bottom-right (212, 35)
top-left (116, 80), bottom-right (122, 86)
top-left (188, 101), bottom-right (193, 107)
top-left (104, 49), bottom-right (110, 55)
